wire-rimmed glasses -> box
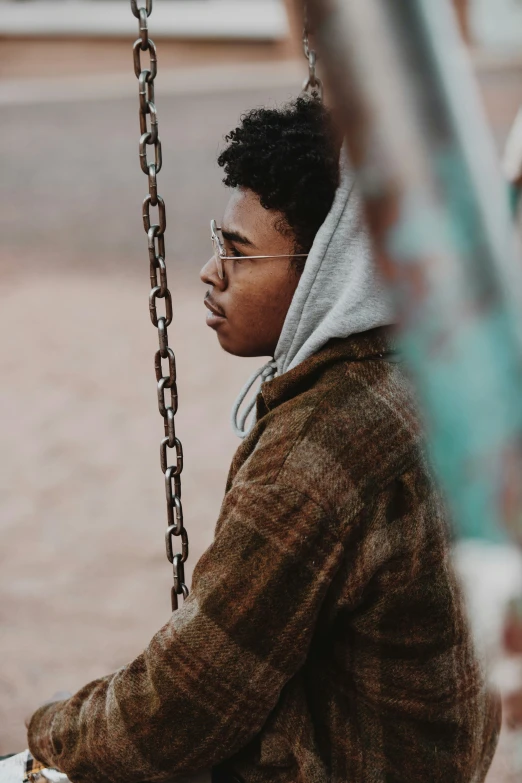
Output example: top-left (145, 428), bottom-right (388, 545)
top-left (210, 219), bottom-right (308, 280)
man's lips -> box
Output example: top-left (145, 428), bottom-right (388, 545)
top-left (204, 295), bottom-right (226, 319)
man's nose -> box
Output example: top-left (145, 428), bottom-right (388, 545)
top-left (200, 256), bottom-right (226, 289)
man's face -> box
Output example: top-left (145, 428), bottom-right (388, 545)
top-left (200, 188), bottom-right (301, 357)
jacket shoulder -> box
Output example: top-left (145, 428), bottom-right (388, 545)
top-left (237, 358), bottom-right (428, 519)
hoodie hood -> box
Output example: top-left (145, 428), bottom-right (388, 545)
top-left (274, 150), bottom-right (395, 374)
top-left (232, 151), bottom-right (396, 438)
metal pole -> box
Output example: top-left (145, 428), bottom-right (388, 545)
top-left (303, 0), bottom-right (522, 542)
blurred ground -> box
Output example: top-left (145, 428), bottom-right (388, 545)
top-left (0, 36), bottom-right (294, 79)
top-left (1, 33), bottom-right (522, 779)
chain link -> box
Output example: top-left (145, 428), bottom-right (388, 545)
top-left (301, 7), bottom-right (323, 101)
top-left (130, 0), bottom-right (189, 612)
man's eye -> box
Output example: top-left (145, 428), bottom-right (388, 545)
top-left (229, 246), bottom-right (245, 259)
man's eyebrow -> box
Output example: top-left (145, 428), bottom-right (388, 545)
top-left (221, 228), bottom-right (255, 248)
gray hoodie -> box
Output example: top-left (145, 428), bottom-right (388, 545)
top-left (232, 152), bottom-right (395, 438)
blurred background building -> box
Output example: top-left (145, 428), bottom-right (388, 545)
top-left (1, 2), bottom-right (522, 780)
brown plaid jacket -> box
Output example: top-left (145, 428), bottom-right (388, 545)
top-left (28, 329), bottom-right (500, 783)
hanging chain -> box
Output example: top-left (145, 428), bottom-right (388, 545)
top-left (301, 5), bottom-right (323, 101)
top-left (130, 0), bottom-right (189, 612)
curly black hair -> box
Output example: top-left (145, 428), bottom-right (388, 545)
top-left (217, 97), bottom-right (341, 272)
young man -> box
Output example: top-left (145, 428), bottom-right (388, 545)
top-left (28, 98), bottom-right (499, 783)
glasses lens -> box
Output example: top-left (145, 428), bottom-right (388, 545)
top-left (211, 233), bottom-right (224, 279)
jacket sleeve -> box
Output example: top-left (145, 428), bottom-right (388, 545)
top-left (28, 482), bottom-right (343, 783)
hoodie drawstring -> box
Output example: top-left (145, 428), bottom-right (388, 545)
top-left (231, 359), bottom-right (277, 439)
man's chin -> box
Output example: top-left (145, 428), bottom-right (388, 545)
top-left (217, 335), bottom-right (249, 358)
top-left (215, 331), bottom-right (269, 359)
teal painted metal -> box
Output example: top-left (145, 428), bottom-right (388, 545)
top-left (510, 184), bottom-right (522, 216)
top-left (307, 0), bottom-right (522, 542)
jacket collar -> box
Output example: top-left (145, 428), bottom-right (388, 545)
top-left (259, 327), bottom-right (397, 413)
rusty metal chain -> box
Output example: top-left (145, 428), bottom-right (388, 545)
top-left (302, 6), bottom-right (323, 101)
top-left (130, 0), bottom-right (188, 612)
